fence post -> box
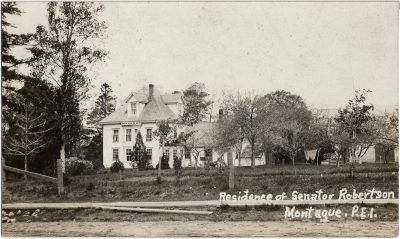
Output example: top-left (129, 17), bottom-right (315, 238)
top-left (57, 158), bottom-right (64, 195)
top-left (2, 158), bottom-right (6, 194)
top-left (228, 151), bottom-right (234, 189)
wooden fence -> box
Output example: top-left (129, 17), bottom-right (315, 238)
top-left (2, 158), bottom-right (64, 195)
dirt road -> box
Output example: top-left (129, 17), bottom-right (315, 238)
top-left (2, 220), bottom-right (398, 237)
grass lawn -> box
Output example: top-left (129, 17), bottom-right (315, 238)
top-left (2, 163), bottom-right (398, 223)
top-left (3, 163), bottom-right (398, 204)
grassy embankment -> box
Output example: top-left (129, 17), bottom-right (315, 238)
top-left (3, 163), bottom-right (398, 203)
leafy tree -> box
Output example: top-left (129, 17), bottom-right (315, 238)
top-left (335, 89), bottom-right (375, 162)
top-left (181, 82), bottom-right (212, 126)
top-left (131, 132), bottom-right (152, 170)
top-left (373, 111), bottom-right (398, 163)
top-left (29, 2), bottom-right (107, 170)
top-left (153, 120), bottom-right (176, 183)
top-left (218, 92), bottom-right (261, 168)
top-left (215, 105), bottom-right (244, 167)
top-left (260, 90), bottom-right (312, 172)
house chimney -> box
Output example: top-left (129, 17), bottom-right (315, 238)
top-left (218, 109), bottom-right (223, 121)
top-left (149, 84), bottom-right (154, 101)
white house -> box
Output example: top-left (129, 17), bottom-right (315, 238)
top-left (100, 84), bottom-right (266, 169)
top-left (100, 84), bottom-right (185, 168)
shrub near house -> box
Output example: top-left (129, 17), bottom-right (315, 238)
top-left (65, 157), bottom-right (94, 176)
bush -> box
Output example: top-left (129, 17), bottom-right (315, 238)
top-left (155, 154), bottom-right (170, 170)
top-left (65, 157), bottom-right (94, 176)
top-left (86, 183), bottom-right (95, 191)
top-left (110, 160), bottom-right (124, 173)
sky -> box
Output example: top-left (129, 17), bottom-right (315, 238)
top-left (7, 1), bottom-right (399, 111)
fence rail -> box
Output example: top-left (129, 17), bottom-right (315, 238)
top-left (3, 165), bottom-right (58, 184)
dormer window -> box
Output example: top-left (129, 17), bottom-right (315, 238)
top-left (131, 102), bottom-right (137, 115)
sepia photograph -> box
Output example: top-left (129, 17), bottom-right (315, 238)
top-left (1, 0), bottom-right (399, 237)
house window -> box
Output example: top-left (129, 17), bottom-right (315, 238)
top-left (126, 129), bottom-right (132, 142)
top-left (173, 149), bottom-right (177, 159)
top-left (126, 148), bottom-right (132, 161)
top-left (113, 148), bottom-right (119, 161)
top-left (134, 129), bottom-right (138, 135)
top-left (146, 128), bottom-right (152, 141)
top-left (200, 150), bottom-right (206, 161)
top-left (185, 150), bottom-right (191, 159)
top-left (180, 149), bottom-right (184, 158)
top-left (146, 148), bottom-right (152, 158)
top-left (113, 129), bottom-right (119, 142)
top-left (165, 149), bottom-right (169, 158)
top-left (131, 102), bottom-right (137, 115)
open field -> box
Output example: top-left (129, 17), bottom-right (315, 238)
top-left (2, 220), bottom-right (398, 237)
top-left (3, 164), bottom-right (398, 204)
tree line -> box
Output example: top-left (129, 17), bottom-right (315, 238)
top-left (216, 89), bottom-right (398, 169)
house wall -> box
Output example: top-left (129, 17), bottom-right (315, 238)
top-left (103, 122), bottom-right (185, 169)
top-left (181, 149), bottom-right (266, 167)
top-left (103, 124), bottom-right (140, 168)
top-left (163, 146), bottom-right (185, 168)
top-left (139, 122), bottom-right (161, 168)
top-left (358, 147), bottom-right (375, 163)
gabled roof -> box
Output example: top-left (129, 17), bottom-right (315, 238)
top-left (124, 92), bottom-right (148, 103)
top-left (100, 103), bottom-right (140, 123)
top-left (100, 87), bottom-right (179, 124)
top-left (138, 94), bottom-right (177, 122)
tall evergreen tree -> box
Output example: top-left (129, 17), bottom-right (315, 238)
top-left (84, 83), bottom-right (115, 168)
top-left (131, 132), bottom-right (152, 170)
top-left (1, 2), bottom-right (34, 139)
top-left (181, 82), bottom-right (212, 126)
top-left (87, 83), bottom-right (116, 132)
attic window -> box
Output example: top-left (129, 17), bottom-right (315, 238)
top-left (131, 102), bottom-right (137, 115)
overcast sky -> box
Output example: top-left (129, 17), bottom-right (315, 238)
top-left (8, 1), bottom-right (399, 110)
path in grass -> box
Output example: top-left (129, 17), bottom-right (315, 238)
top-left (2, 220), bottom-right (398, 237)
top-left (3, 197), bottom-right (398, 210)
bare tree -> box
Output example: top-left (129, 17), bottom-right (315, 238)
top-left (4, 98), bottom-right (49, 178)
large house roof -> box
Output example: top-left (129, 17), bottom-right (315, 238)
top-left (139, 94), bottom-right (177, 122)
top-left (101, 86), bottom-right (181, 124)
